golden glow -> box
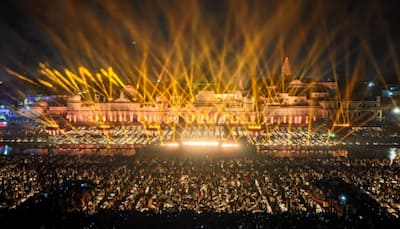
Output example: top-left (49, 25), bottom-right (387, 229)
top-left (182, 141), bottom-right (219, 147)
top-left (162, 142), bottom-right (179, 147)
top-left (247, 125), bottom-right (262, 131)
top-left (221, 143), bottom-right (240, 148)
top-left (6, 0), bottom-right (392, 145)
top-left (333, 123), bottom-right (350, 127)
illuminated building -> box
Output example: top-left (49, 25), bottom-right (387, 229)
top-left (13, 58), bottom-right (383, 131)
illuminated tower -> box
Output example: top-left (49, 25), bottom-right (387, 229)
top-left (238, 79), bottom-right (244, 91)
top-left (281, 57), bottom-right (292, 76)
top-left (281, 57), bottom-right (292, 92)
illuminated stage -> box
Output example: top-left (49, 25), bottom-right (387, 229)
top-left (140, 138), bottom-right (257, 156)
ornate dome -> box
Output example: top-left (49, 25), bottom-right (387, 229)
top-left (68, 95), bottom-right (81, 102)
top-left (124, 85), bottom-right (138, 97)
top-left (196, 90), bottom-right (217, 102)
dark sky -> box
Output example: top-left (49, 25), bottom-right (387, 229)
top-left (1, 0), bottom-right (400, 101)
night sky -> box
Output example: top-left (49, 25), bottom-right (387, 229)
top-left (0, 0), bottom-right (400, 102)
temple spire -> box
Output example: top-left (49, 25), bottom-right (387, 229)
top-left (281, 57), bottom-right (292, 76)
top-left (238, 79), bottom-right (244, 91)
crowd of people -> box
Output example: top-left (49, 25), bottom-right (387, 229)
top-left (0, 151), bottom-right (398, 227)
top-left (1, 122), bottom-right (400, 227)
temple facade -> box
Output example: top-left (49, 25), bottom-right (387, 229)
top-left (14, 58), bottom-right (383, 129)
